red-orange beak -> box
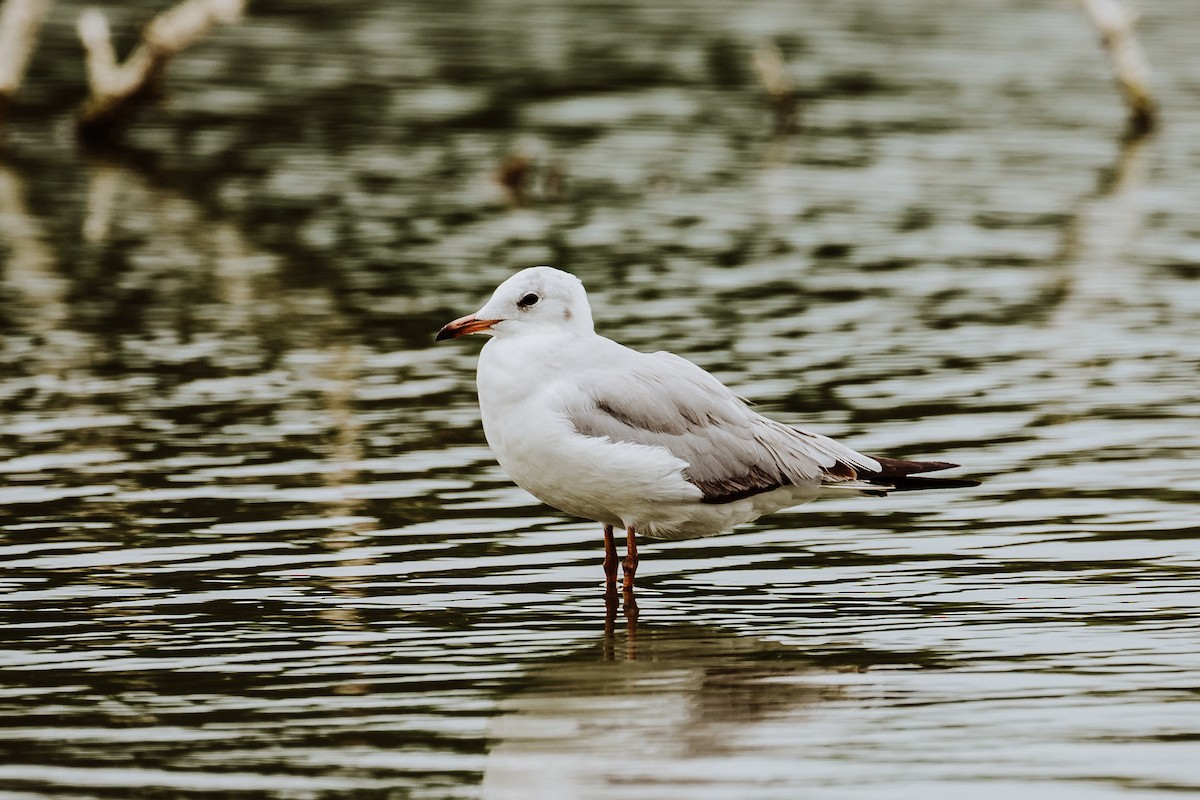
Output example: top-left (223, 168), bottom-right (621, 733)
top-left (435, 313), bottom-right (500, 341)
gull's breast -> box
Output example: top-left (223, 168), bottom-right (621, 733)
top-left (482, 383), bottom-right (703, 528)
top-left (475, 334), bottom-right (707, 532)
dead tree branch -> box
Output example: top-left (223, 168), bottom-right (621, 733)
top-left (1078, 0), bottom-right (1157, 136)
top-left (0, 0), bottom-right (52, 121)
top-left (76, 0), bottom-right (245, 140)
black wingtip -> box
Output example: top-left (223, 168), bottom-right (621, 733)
top-left (860, 455), bottom-right (978, 492)
top-left (869, 456), bottom-right (961, 476)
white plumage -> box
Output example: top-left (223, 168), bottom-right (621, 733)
top-left (437, 266), bottom-right (974, 581)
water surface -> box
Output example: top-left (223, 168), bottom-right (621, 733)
top-left (2, 0), bottom-right (1200, 797)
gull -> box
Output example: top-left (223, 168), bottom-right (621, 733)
top-left (437, 266), bottom-right (977, 589)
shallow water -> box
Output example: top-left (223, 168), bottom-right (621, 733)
top-left (2, 0), bottom-right (1200, 797)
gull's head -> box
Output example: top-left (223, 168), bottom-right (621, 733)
top-left (436, 266), bottom-right (594, 342)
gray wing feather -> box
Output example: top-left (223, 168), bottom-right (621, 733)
top-left (563, 350), bottom-right (878, 503)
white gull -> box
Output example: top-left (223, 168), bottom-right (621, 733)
top-left (437, 266), bottom-right (976, 588)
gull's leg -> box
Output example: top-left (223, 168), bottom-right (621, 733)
top-left (622, 526), bottom-right (639, 591)
top-left (603, 524), bottom-right (618, 585)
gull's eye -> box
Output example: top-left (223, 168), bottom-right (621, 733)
top-left (517, 292), bottom-right (540, 309)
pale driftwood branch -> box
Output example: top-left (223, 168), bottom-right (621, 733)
top-left (0, 0), bottom-right (52, 118)
top-left (76, 0), bottom-right (245, 139)
top-left (1078, 0), bottom-right (1156, 135)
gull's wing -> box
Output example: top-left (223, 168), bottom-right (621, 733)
top-left (561, 349), bottom-right (880, 504)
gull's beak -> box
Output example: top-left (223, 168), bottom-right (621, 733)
top-left (436, 313), bottom-right (500, 341)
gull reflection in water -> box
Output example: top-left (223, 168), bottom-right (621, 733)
top-left (482, 621), bottom-right (849, 800)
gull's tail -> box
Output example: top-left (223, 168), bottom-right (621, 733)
top-left (857, 456), bottom-right (979, 493)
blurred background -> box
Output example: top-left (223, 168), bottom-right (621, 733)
top-left (1, 0), bottom-right (1199, 797)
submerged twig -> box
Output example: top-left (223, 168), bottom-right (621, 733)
top-left (752, 40), bottom-right (798, 135)
top-left (496, 151), bottom-right (531, 208)
top-left (75, 0), bottom-right (245, 140)
top-left (1078, 0), bottom-right (1157, 136)
top-left (0, 162), bottom-right (69, 338)
top-left (495, 148), bottom-right (565, 207)
top-left (0, 0), bottom-right (52, 121)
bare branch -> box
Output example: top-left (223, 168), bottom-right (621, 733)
top-left (0, 0), bottom-right (52, 117)
top-left (1078, 0), bottom-right (1157, 136)
top-left (76, 0), bottom-right (246, 141)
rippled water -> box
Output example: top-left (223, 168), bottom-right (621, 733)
top-left (3, 0), bottom-right (1200, 797)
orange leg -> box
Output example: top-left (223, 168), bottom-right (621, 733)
top-left (603, 524), bottom-right (618, 585)
top-left (622, 526), bottom-right (639, 591)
